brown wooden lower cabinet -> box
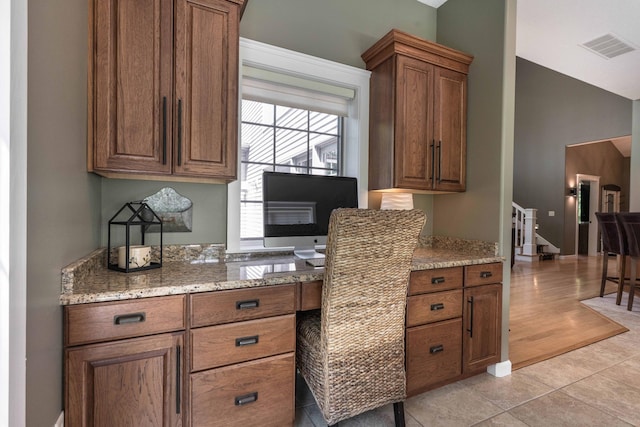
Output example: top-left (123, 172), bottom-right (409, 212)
top-left (65, 332), bottom-right (184, 427)
top-left (463, 283), bottom-right (502, 373)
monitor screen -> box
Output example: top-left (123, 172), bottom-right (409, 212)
top-left (262, 171), bottom-right (358, 258)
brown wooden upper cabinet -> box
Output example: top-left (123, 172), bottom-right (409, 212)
top-left (88, 0), bottom-right (245, 182)
top-left (362, 29), bottom-right (473, 193)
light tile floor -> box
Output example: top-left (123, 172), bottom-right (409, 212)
top-left (295, 293), bottom-right (640, 426)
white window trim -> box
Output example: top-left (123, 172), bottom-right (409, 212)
top-left (227, 38), bottom-right (371, 253)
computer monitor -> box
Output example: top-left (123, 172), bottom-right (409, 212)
top-left (262, 171), bottom-right (358, 259)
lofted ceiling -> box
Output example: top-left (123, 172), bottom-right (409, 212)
top-left (418, 0), bottom-right (640, 101)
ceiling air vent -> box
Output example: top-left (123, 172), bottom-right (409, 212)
top-left (581, 33), bottom-right (636, 59)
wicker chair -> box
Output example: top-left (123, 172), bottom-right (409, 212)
top-left (615, 212), bottom-right (640, 311)
top-left (296, 208), bottom-right (426, 426)
top-left (595, 212), bottom-right (627, 304)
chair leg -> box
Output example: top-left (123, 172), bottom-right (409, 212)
top-left (628, 257), bottom-right (637, 311)
top-left (600, 252), bottom-right (608, 297)
top-left (617, 255), bottom-right (626, 306)
top-left (393, 402), bottom-right (406, 427)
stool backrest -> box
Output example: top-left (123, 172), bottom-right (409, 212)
top-left (596, 212), bottom-right (624, 254)
top-left (616, 212), bottom-right (640, 258)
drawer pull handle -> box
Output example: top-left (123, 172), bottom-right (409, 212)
top-left (113, 312), bottom-right (146, 325)
top-left (430, 303), bottom-right (445, 311)
top-left (236, 335), bottom-right (259, 347)
top-left (235, 392), bottom-right (258, 406)
top-left (431, 277), bottom-right (445, 284)
top-left (430, 344), bottom-right (444, 354)
top-left (236, 299), bottom-right (260, 310)
top-left (480, 271), bottom-right (493, 278)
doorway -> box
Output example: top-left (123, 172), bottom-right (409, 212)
top-left (575, 174), bottom-right (600, 256)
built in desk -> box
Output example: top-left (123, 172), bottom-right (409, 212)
top-left (60, 241), bottom-right (503, 426)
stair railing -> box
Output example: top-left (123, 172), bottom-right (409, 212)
top-left (512, 202), bottom-right (538, 256)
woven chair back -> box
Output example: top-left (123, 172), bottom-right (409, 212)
top-left (318, 208), bottom-right (425, 421)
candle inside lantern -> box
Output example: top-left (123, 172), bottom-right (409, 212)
top-left (118, 245), bottom-right (151, 269)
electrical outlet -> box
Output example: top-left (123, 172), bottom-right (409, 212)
top-left (54, 411), bottom-right (64, 427)
top-left (548, 211), bottom-right (555, 217)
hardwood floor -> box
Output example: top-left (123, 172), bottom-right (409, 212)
top-left (509, 255), bottom-right (628, 369)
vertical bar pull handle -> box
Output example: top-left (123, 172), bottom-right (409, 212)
top-left (430, 140), bottom-right (435, 184)
top-left (437, 140), bottom-right (442, 183)
top-left (467, 296), bottom-right (474, 338)
top-left (177, 99), bottom-right (183, 166)
top-left (176, 345), bottom-right (181, 414)
top-left (162, 96), bottom-right (167, 165)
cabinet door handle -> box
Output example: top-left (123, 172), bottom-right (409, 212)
top-left (437, 140), bottom-right (442, 183)
top-left (236, 335), bottom-right (259, 347)
top-left (235, 392), bottom-right (258, 406)
top-left (430, 140), bottom-right (435, 184)
top-left (430, 344), bottom-right (444, 354)
top-left (431, 276), bottom-right (445, 284)
top-left (480, 271), bottom-right (493, 279)
top-left (430, 303), bottom-right (445, 311)
top-left (236, 299), bottom-right (260, 310)
top-left (162, 96), bottom-right (167, 165)
top-left (177, 99), bottom-right (183, 166)
top-left (176, 344), bottom-right (181, 414)
top-left (113, 312), bottom-right (146, 325)
top-left (467, 296), bottom-right (474, 338)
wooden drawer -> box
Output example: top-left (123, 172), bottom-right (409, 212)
top-left (406, 289), bottom-right (462, 327)
top-left (190, 353), bottom-right (295, 427)
top-left (190, 284), bottom-right (296, 327)
top-left (409, 267), bottom-right (463, 295)
top-left (298, 280), bottom-right (322, 311)
top-left (406, 318), bottom-right (462, 396)
top-left (64, 295), bottom-right (185, 346)
top-left (191, 314), bottom-right (295, 371)
top-left (464, 263), bottom-right (503, 287)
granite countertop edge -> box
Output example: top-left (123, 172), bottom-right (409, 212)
top-left (60, 237), bottom-right (505, 306)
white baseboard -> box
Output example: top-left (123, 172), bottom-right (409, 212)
top-left (54, 411), bottom-right (64, 427)
top-left (487, 360), bottom-right (512, 377)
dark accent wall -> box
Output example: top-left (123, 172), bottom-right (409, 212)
top-left (514, 57), bottom-right (632, 254)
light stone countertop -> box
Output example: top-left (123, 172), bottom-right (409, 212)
top-left (60, 237), bottom-right (504, 305)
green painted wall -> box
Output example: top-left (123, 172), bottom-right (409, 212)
top-left (100, 0), bottom-right (438, 245)
top-left (434, 0), bottom-right (510, 245)
top-left (27, 0), bottom-right (102, 425)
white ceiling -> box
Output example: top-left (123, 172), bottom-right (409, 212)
top-left (419, 0), bottom-right (640, 101)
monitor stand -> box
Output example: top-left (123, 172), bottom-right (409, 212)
top-left (293, 247), bottom-right (325, 260)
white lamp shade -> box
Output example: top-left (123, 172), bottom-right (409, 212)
top-left (380, 193), bottom-right (414, 210)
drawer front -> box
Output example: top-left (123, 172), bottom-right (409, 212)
top-left (64, 295), bottom-right (185, 346)
top-left (406, 318), bottom-right (462, 396)
top-left (406, 289), bottom-right (462, 327)
top-left (464, 263), bottom-right (503, 287)
top-left (409, 267), bottom-right (463, 295)
top-left (190, 284), bottom-right (296, 327)
top-left (191, 353), bottom-right (295, 427)
top-left (191, 314), bottom-right (295, 371)
top-left (298, 280), bottom-right (322, 311)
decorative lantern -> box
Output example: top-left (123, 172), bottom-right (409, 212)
top-left (108, 201), bottom-right (163, 272)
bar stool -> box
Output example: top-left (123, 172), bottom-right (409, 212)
top-left (615, 212), bottom-right (640, 311)
top-left (595, 212), bottom-right (627, 305)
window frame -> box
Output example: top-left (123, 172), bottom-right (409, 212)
top-left (227, 38), bottom-right (370, 253)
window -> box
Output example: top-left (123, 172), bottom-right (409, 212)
top-left (240, 101), bottom-right (344, 240)
top-left (227, 38), bottom-right (370, 252)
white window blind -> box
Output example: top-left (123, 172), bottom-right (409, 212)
top-left (242, 64), bottom-right (355, 117)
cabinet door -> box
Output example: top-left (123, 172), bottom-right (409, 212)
top-left (433, 68), bottom-right (467, 191)
top-left (92, 0), bottom-right (173, 174)
top-left (463, 284), bottom-right (502, 373)
top-left (66, 332), bottom-right (184, 427)
top-left (174, 0), bottom-right (239, 179)
top-left (394, 55), bottom-right (435, 190)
